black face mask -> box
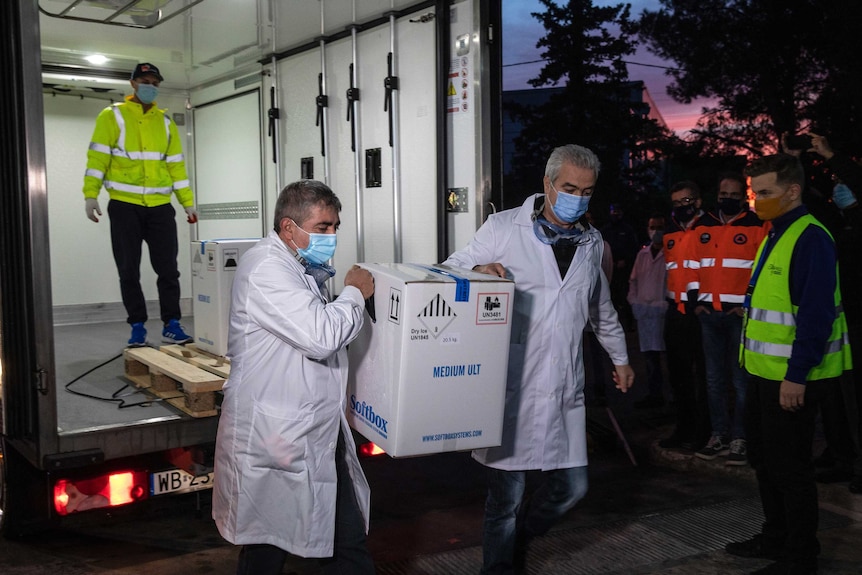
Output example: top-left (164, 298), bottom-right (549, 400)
top-left (672, 204), bottom-right (696, 223)
top-left (718, 198), bottom-right (743, 216)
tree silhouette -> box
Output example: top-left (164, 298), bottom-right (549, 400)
top-left (638, 0), bottom-right (862, 157)
top-left (506, 0), bottom-right (672, 216)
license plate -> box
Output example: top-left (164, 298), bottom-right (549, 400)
top-left (150, 468), bottom-right (214, 496)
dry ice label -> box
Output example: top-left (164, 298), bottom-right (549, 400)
top-left (416, 293), bottom-right (456, 339)
top-left (476, 293), bottom-right (509, 325)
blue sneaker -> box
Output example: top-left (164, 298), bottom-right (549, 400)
top-left (128, 322), bottom-right (147, 347)
top-left (162, 319), bottom-right (192, 344)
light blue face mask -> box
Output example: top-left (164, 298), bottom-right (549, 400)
top-left (832, 183), bottom-right (858, 210)
top-left (291, 220), bottom-right (337, 265)
top-left (550, 182), bottom-right (591, 223)
top-left (136, 83), bottom-right (159, 105)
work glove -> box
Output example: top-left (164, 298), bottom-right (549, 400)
top-left (85, 198), bottom-right (102, 222)
top-left (185, 206), bottom-right (198, 224)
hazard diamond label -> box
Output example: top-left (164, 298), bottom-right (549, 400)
top-left (417, 293), bottom-right (456, 339)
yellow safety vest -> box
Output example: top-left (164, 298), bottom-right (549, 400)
top-left (83, 95), bottom-right (193, 208)
top-left (742, 214), bottom-right (851, 381)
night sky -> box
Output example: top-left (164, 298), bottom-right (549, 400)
top-left (502, 0), bottom-right (712, 134)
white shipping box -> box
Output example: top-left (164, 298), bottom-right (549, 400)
top-left (191, 239), bottom-right (260, 356)
top-left (347, 263), bottom-right (514, 457)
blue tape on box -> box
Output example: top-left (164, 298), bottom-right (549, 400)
top-left (411, 265), bottom-right (470, 302)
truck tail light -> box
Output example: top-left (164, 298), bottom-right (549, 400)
top-left (358, 442), bottom-right (386, 457)
top-left (53, 470), bottom-right (149, 516)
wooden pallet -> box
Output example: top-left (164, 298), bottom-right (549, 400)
top-left (160, 344), bottom-right (231, 379)
top-left (123, 347), bottom-right (225, 418)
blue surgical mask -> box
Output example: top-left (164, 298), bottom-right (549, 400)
top-left (291, 220), bottom-right (337, 265)
top-left (136, 83), bottom-right (159, 105)
top-left (832, 183), bottom-right (858, 210)
top-left (550, 182), bottom-right (591, 223)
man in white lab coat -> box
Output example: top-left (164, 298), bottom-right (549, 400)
top-left (213, 180), bottom-right (376, 575)
top-left (445, 144), bottom-right (635, 574)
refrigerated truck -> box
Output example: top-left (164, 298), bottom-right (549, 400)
top-left (0, 0), bottom-right (502, 535)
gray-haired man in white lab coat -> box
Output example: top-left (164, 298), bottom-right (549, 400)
top-left (445, 144), bottom-right (635, 574)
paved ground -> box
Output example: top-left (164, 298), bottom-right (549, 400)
top-left (2, 326), bottom-right (860, 573)
top-left (1, 405), bottom-right (860, 574)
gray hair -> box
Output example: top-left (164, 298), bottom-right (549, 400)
top-left (544, 144), bottom-right (601, 182)
top-left (273, 180), bottom-right (342, 233)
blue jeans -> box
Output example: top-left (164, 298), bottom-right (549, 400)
top-left (698, 309), bottom-right (747, 439)
top-left (481, 466), bottom-right (588, 574)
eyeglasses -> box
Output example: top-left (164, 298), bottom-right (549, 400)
top-left (671, 196), bottom-right (695, 208)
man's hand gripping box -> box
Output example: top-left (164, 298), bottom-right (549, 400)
top-left (347, 263), bottom-right (513, 457)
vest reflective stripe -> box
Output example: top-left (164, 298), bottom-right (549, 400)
top-left (667, 290), bottom-right (689, 301)
top-left (666, 261), bottom-right (679, 270)
top-left (166, 153), bottom-right (184, 163)
top-left (699, 293), bottom-right (745, 303)
top-left (742, 215), bottom-right (851, 380)
top-left (684, 259), bottom-right (699, 269)
top-left (722, 258), bottom-right (754, 269)
top-left (749, 307), bottom-right (796, 327)
top-left (111, 106), bottom-right (171, 160)
top-left (172, 179), bottom-right (190, 190)
top-left (85, 168), bottom-right (105, 180)
top-left (104, 180), bottom-right (173, 195)
top-left (744, 337), bottom-right (792, 358)
top-left (89, 142), bottom-right (112, 155)
top-left (700, 257), bottom-right (752, 269)
top-left (112, 106), bottom-right (126, 153)
top-left (747, 330), bottom-right (847, 358)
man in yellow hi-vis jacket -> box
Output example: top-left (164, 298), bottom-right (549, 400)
top-left (83, 62), bottom-right (197, 347)
top-left (725, 154), bottom-right (852, 575)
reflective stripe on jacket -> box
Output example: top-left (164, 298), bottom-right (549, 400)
top-left (695, 210), bottom-right (769, 310)
top-left (742, 215), bottom-right (851, 381)
top-left (83, 95), bottom-right (193, 208)
top-left (663, 213), bottom-right (703, 313)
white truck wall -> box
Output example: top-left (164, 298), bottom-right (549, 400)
top-left (447, 0), bottom-right (484, 254)
top-left (192, 89), bottom-right (266, 240)
top-left (44, 91), bottom-right (193, 318)
top-left (276, 10), bottom-right (438, 290)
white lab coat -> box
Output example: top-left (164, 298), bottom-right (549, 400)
top-left (444, 194), bottom-right (628, 471)
top-left (212, 231), bottom-right (370, 557)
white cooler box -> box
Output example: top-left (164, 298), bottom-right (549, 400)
top-left (347, 263), bottom-right (514, 457)
top-left (191, 239), bottom-right (259, 356)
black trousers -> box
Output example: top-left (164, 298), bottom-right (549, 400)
top-left (235, 431), bottom-right (375, 575)
top-left (745, 375), bottom-right (827, 567)
top-left (108, 200), bottom-right (181, 325)
top-left (664, 305), bottom-right (708, 443)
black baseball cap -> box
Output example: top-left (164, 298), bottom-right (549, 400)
top-left (131, 62), bottom-right (163, 81)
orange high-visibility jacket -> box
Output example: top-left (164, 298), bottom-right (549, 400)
top-left (663, 212), bottom-right (705, 313)
top-left (692, 210), bottom-right (769, 311)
